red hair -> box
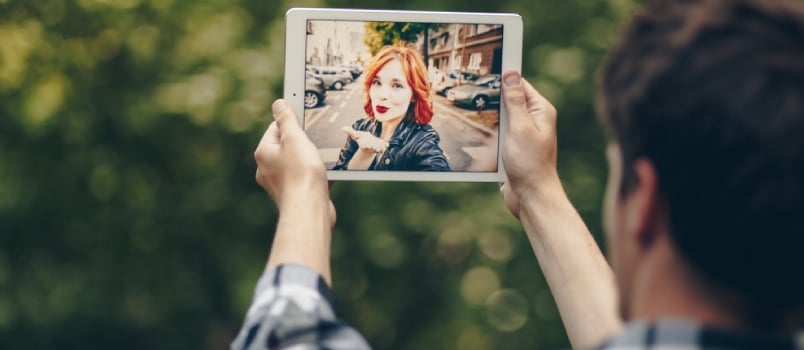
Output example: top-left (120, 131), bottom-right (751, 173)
top-left (363, 45), bottom-right (434, 125)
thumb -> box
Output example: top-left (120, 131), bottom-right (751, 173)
top-left (501, 71), bottom-right (529, 131)
top-left (272, 99), bottom-right (302, 134)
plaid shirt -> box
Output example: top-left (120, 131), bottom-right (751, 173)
top-left (231, 264), bottom-right (371, 350)
top-left (232, 264), bottom-right (804, 350)
top-left (597, 318), bottom-right (804, 350)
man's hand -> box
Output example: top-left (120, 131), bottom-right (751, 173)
top-left (255, 100), bottom-right (335, 284)
top-left (498, 72), bottom-right (621, 348)
top-left (255, 100), bottom-right (334, 226)
top-left (500, 71), bottom-right (560, 219)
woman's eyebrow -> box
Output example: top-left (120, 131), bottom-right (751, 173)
top-left (374, 72), bottom-right (407, 84)
top-left (384, 77), bottom-right (405, 84)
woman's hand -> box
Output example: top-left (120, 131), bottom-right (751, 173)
top-left (341, 127), bottom-right (389, 153)
top-left (341, 127), bottom-right (388, 170)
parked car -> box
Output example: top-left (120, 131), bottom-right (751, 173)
top-left (432, 70), bottom-right (480, 96)
top-left (332, 67), bottom-right (355, 83)
top-left (339, 65), bottom-right (363, 79)
top-left (307, 66), bottom-right (352, 90)
top-left (304, 73), bottom-right (327, 108)
top-left (447, 74), bottom-right (501, 110)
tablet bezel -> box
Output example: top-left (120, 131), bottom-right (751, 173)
top-left (284, 8), bottom-right (522, 182)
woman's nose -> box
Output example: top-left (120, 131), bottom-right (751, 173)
top-left (376, 86), bottom-right (390, 99)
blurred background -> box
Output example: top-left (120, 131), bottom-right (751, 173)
top-left (0, 0), bottom-right (638, 349)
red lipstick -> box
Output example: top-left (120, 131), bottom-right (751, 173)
top-left (376, 105), bottom-right (389, 114)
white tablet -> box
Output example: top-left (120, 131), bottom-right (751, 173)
top-left (284, 8), bottom-right (522, 182)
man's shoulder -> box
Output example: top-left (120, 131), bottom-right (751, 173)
top-left (596, 319), bottom-right (803, 350)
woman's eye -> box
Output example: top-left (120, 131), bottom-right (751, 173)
top-left (393, 83), bottom-right (403, 89)
top-left (372, 80), bottom-right (381, 86)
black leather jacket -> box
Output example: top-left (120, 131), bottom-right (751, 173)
top-left (333, 117), bottom-right (451, 171)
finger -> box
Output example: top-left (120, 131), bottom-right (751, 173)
top-left (327, 200), bottom-right (337, 229)
top-left (255, 121), bottom-right (280, 157)
top-left (368, 139), bottom-right (388, 152)
top-left (272, 99), bottom-right (302, 134)
top-left (272, 100), bottom-right (322, 155)
top-left (363, 144), bottom-right (383, 153)
top-left (341, 126), bottom-right (360, 140)
top-left (501, 71), bottom-right (530, 131)
top-left (520, 78), bottom-right (547, 109)
top-left (521, 79), bottom-right (557, 128)
top-left (372, 141), bottom-right (389, 151)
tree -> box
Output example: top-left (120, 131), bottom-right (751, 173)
top-left (364, 22), bottom-right (440, 64)
top-left (0, 0), bottom-right (638, 348)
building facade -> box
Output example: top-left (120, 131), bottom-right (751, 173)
top-left (423, 23), bottom-right (503, 76)
top-left (306, 21), bottom-right (370, 67)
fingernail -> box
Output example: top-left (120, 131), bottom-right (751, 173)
top-left (272, 100), bottom-right (287, 115)
top-left (504, 73), bottom-right (520, 87)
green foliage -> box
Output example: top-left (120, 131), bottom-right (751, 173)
top-left (0, 0), bottom-right (639, 349)
top-left (364, 22), bottom-right (435, 54)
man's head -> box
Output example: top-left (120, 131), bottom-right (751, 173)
top-left (598, 0), bottom-right (804, 327)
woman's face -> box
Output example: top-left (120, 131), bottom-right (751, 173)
top-left (369, 58), bottom-right (413, 123)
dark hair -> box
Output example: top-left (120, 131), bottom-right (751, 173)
top-left (598, 0), bottom-right (804, 327)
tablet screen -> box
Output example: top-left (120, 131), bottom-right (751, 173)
top-left (303, 20), bottom-right (504, 173)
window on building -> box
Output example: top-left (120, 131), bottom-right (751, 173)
top-left (468, 53), bottom-right (482, 70)
top-left (477, 24), bottom-right (495, 35)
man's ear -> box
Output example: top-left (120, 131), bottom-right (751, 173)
top-left (623, 157), bottom-right (662, 248)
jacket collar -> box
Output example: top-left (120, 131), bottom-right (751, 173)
top-left (371, 116), bottom-right (419, 147)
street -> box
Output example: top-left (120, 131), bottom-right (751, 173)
top-left (304, 76), bottom-right (499, 172)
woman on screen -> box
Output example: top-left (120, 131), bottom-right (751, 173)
top-left (333, 45), bottom-right (450, 171)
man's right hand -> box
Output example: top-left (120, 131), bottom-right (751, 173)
top-left (498, 72), bottom-right (621, 348)
top-left (499, 71), bottom-right (561, 219)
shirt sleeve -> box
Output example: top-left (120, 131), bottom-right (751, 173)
top-left (333, 135), bottom-right (358, 170)
top-left (231, 264), bottom-right (372, 350)
top-left (333, 120), bottom-right (363, 170)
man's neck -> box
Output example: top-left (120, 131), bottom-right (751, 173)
top-left (628, 234), bottom-right (749, 330)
